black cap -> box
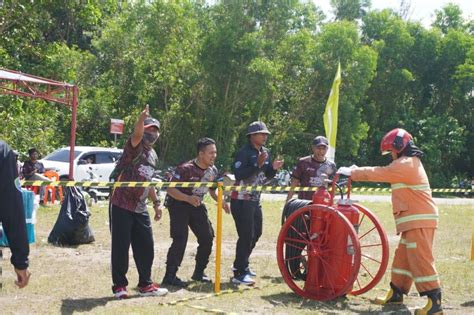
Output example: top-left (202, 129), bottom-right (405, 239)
top-left (144, 117), bottom-right (160, 130)
top-left (246, 121), bottom-right (271, 135)
top-left (312, 136), bottom-right (329, 147)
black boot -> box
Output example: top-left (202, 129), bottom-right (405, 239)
top-left (161, 266), bottom-right (188, 288)
top-left (415, 288), bottom-right (443, 315)
top-left (373, 282), bottom-right (404, 305)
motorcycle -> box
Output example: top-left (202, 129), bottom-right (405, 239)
top-left (81, 166), bottom-right (100, 205)
top-left (265, 169), bottom-right (291, 193)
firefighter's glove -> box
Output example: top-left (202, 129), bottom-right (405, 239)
top-left (337, 167), bottom-right (353, 176)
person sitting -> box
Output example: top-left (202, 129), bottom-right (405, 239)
top-left (22, 148), bottom-right (51, 201)
top-left (22, 148), bottom-right (48, 180)
top-left (78, 155), bottom-right (95, 166)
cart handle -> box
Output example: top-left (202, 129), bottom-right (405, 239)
top-left (330, 174), bottom-right (352, 203)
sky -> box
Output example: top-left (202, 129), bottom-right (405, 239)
top-left (315, 0), bottom-right (473, 27)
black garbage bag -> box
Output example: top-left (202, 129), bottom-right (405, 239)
top-left (48, 187), bottom-right (95, 245)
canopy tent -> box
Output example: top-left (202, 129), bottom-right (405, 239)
top-left (0, 68), bottom-right (78, 179)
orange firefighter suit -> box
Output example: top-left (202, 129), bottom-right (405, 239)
top-left (351, 156), bottom-right (441, 294)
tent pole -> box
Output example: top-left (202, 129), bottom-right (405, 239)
top-left (69, 85), bottom-right (78, 180)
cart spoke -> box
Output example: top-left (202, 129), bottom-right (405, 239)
top-left (359, 226), bottom-right (376, 240)
top-left (354, 276), bottom-right (362, 290)
top-left (360, 242), bottom-right (382, 248)
top-left (359, 260), bottom-right (375, 279)
top-left (361, 253), bottom-right (382, 264)
top-left (289, 224), bottom-right (310, 242)
top-left (301, 211), bottom-right (311, 237)
top-left (284, 240), bottom-right (307, 251)
top-left (284, 254), bottom-right (308, 263)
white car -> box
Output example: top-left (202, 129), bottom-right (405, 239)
top-left (40, 146), bottom-right (123, 182)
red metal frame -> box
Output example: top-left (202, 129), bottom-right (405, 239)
top-left (0, 68), bottom-right (78, 179)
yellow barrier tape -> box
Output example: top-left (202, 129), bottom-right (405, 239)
top-left (20, 180), bottom-right (472, 193)
top-left (183, 304), bottom-right (237, 314)
top-left (158, 282), bottom-right (279, 312)
top-left (21, 180), bottom-right (216, 189)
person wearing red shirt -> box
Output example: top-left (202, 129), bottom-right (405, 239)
top-left (109, 105), bottom-right (168, 299)
top-left (162, 138), bottom-right (230, 287)
top-left (285, 136), bottom-right (336, 203)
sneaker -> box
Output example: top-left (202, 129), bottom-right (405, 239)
top-left (231, 273), bottom-right (255, 286)
top-left (232, 266), bottom-right (256, 277)
top-left (191, 272), bottom-right (212, 283)
top-left (162, 274), bottom-right (188, 288)
top-left (245, 267), bottom-right (257, 277)
top-left (113, 286), bottom-right (129, 299)
top-left (138, 283), bottom-right (168, 297)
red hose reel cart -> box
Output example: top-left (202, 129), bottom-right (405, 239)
top-left (277, 175), bottom-right (390, 300)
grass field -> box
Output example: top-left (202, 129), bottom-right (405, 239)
top-left (1, 196), bottom-right (473, 314)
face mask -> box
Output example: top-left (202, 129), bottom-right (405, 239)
top-left (143, 132), bottom-right (159, 145)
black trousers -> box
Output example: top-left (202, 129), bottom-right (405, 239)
top-left (230, 199), bottom-right (263, 275)
top-left (0, 142), bottom-right (29, 270)
top-left (165, 201), bottom-right (214, 273)
top-left (110, 204), bottom-right (154, 289)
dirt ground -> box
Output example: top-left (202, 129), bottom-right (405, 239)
top-left (1, 198), bottom-right (473, 314)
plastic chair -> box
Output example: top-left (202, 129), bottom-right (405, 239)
top-left (43, 170), bottom-right (63, 204)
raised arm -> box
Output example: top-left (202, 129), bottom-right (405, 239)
top-left (131, 105), bottom-right (150, 148)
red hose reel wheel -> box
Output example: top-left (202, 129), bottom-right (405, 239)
top-left (350, 203), bottom-right (390, 296)
top-left (276, 204), bottom-right (361, 301)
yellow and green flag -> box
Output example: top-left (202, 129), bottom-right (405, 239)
top-left (323, 62), bottom-right (341, 162)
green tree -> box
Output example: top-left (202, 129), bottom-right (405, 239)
top-left (432, 3), bottom-right (465, 34)
top-left (88, 0), bottom-right (205, 165)
top-left (416, 114), bottom-right (465, 185)
top-left (0, 0), bottom-right (471, 185)
top-left (330, 0), bottom-right (371, 21)
top-left (360, 10), bottom-right (416, 165)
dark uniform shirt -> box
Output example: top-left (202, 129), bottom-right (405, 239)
top-left (167, 159), bottom-right (218, 202)
top-left (0, 141), bottom-right (29, 270)
top-left (231, 143), bottom-right (276, 201)
top-left (291, 156), bottom-right (337, 200)
top-left (111, 138), bottom-right (158, 213)
top-left (22, 160), bottom-right (46, 179)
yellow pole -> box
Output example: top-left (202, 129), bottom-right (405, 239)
top-left (214, 181), bottom-right (223, 293)
top-left (471, 218), bottom-right (474, 261)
